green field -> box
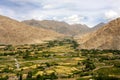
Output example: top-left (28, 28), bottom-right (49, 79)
top-left (0, 39), bottom-right (120, 80)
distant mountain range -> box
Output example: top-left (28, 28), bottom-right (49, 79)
top-left (22, 19), bottom-right (74, 36)
top-left (22, 19), bottom-right (105, 36)
top-left (0, 15), bottom-right (63, 45)
top-left (22, 19), bottom-right (103, 36)
top-left (1, 14), bottom-right (119, 50)
top-left (78, 18), bottom-right (120, 50)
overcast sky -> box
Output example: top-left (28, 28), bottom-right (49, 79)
top-left (0, 0), bottom-right (120, 27)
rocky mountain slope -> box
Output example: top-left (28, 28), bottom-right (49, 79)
top-left (0, 15), bottom-right (63, 45)
top-left (22, 19), bottom-right (90, 36)
top-left (70, 24), bottom-right (89, 36)
top-left (91, 22), bottom-right (105, 31)
top-left (74, 23), bottom-right (105, 39)
top-left (78, 18), bottom-right (120, 50)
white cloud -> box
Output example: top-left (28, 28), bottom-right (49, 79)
top-left (104, 10), bottom-right (119, 20)
top-left (0, 7), bottom-right (15, 19)
top-left (63, 15), bottom-right (85, 24)
top-left (43, 4), bottom-right (55, 9)
top-left (1, 0), bottom-right (120, 27)
top-left (9, 0), bottom-right (41, 3)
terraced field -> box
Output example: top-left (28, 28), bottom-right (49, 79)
top-left (0, 39), bottom-right (120, 80)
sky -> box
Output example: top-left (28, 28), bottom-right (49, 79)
top-left (0, 0), bottom-right (120, 27)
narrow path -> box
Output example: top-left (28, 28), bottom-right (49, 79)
top-left (92, 65), bottom-right (114, 72)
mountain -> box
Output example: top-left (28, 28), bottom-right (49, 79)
top-left (0, 15), bottom-right (63, 45)
top-left (70, 24), bottom-right (90, 36)
top-left (23, 19), bottom-right (72, 35)
top-left (91, 22), bottom-right (105, 31)
top-left (22, 19), bottom-right (90, 36)
top-left (78, 18), bottom-right (120, 50)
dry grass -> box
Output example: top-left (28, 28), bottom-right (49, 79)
top-left (54, 66), bottom-right (77, 75)
top-left (46, 45), bottom-right (74, 53)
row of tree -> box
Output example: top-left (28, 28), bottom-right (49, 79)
top-left (17, 71), bottom-right (58, 80)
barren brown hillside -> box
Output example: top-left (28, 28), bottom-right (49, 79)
top-left (78, 18), bottom-right (120, 50)
top-left (0, 15), bottom-right (63, 45)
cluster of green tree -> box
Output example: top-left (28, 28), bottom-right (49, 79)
top-left (44, 62), bottom-right (58, 68)
top-left (70, 40), bottom-right (79, 50)
top-left (0, 68), bottom-right (13, 73)
top-left (81, 49), bottom-right (120, 54)
top-left (82, 58), bottom-right (96, 71)
top-left (17, 71), bottom-right (58, 80)
top-left (0, 52), bottom-right (16, 56)
top-left (4, 45), bottom-right (14, 51)
top-left (30, 44), bottom-right (46, 51)
top-left (0, 76), bottom-right (8, 80)
top-left (99, 56), bottom-right (116, 61)
top-left (46, 39), bottom-right (79, 49)
top-left (41, 51), bottom-right (55, 58)
top-left (113, 62), bottom-right (120, 68)
top-left (0, 66), bottom-right (13, 73)
top-left (22, 50), bottom-right (31, 59)
top-left (35, 72), bottom-right (58, 80)
top-left (98, 54), bottom-right (120, 62)
top-left (22, 50), bottom-right (38, 60)
top-left (93, 72), bottom-right (120, 80)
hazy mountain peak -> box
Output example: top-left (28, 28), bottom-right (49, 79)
top-left (22, 19), bottom-right (90, 36)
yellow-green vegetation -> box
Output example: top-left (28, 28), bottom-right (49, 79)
top-left (0, 39), bottom-right (120, 80)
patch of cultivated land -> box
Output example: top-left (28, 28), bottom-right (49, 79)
top-left (0, 39), bottom-right (120, 80)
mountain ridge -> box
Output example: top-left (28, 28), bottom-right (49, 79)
top-left (78, 18), bottom-right (120, 50)
top-left (22, 19), bottom-right (90, 36)
top-left (0, 15), bottom-right (64, 45)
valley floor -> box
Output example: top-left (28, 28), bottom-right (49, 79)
top-left (0, 39), bottom-right (120, 80)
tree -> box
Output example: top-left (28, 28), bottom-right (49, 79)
top-left (36, 74), bottom-right (43, 80)
top-left (26, 71), bottom-right (32, 80)
top-left (93, 72), bottom-right (109, 80)
top-left (71, 40), bottom-right (79, 49)
top-left (0, 76), bottom-right (8, 80)
top-left (50, 72), bottom-right (58, 79)
top-left (85, 62), bottom-right (96, 71)
top-left (82, 59), bottom-right (96, 71)
top-left (19, 73), bottom-right (23, 80)
top-left (45, 62), bottom-right (51, 67)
